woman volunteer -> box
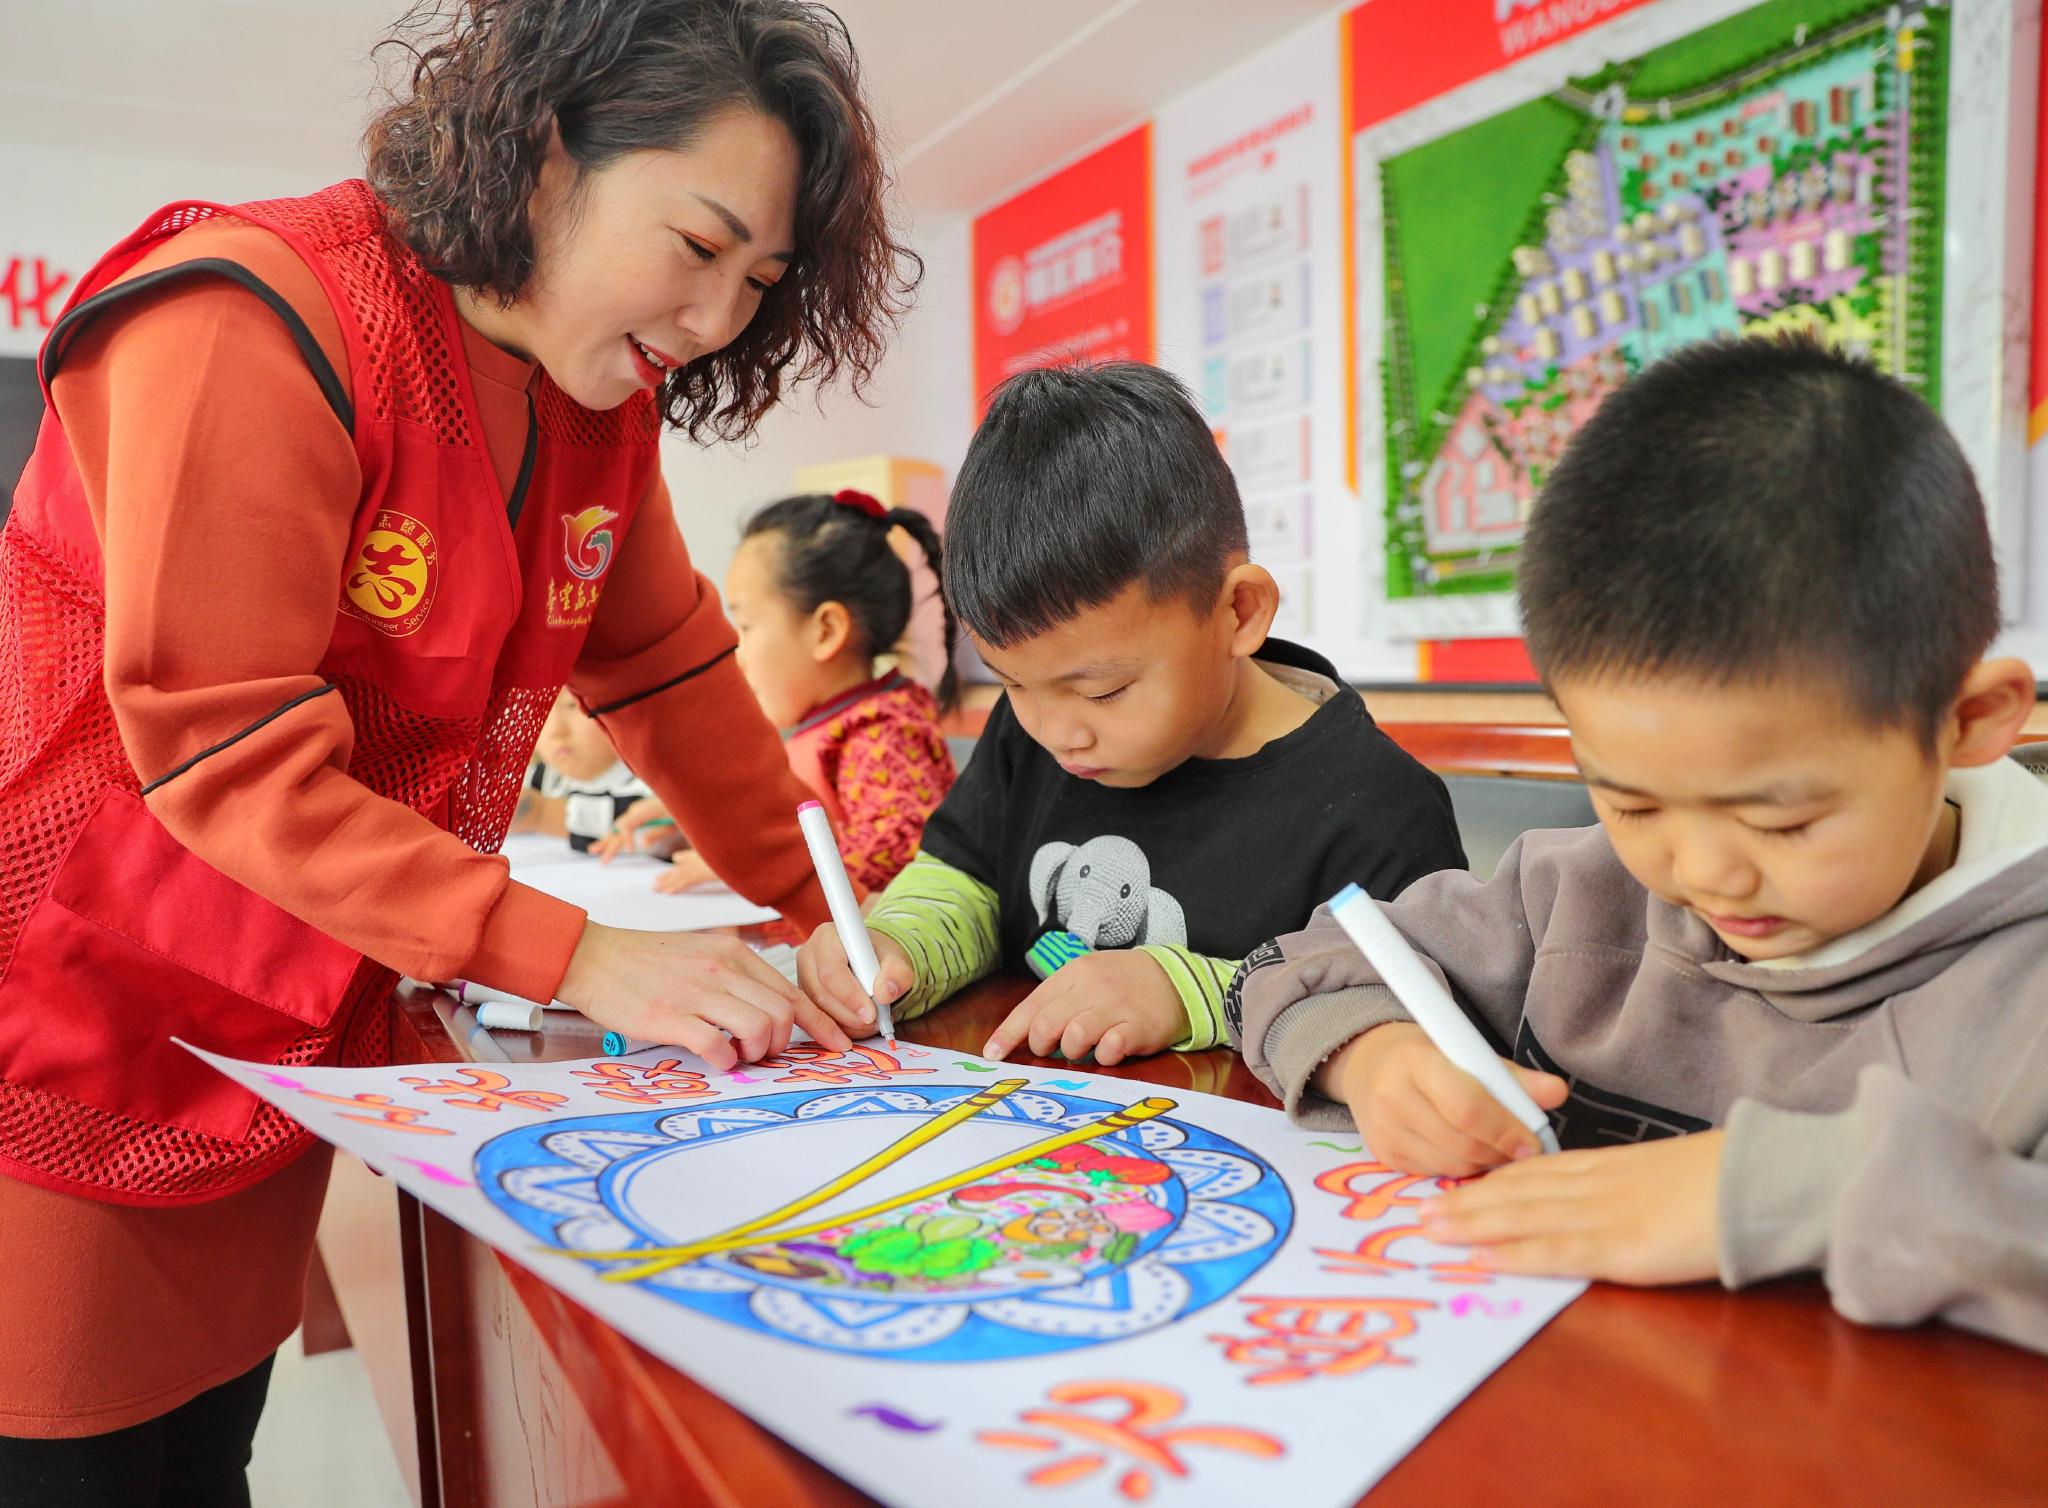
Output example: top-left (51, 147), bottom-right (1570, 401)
top-left (0, 1), bottom-right (914, 1497)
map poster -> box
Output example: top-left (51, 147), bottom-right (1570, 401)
top-left (1355, 0), bottom-right (2035, 640)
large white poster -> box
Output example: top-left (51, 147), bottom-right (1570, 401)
top-left (197, 1040), bottom-right (1579, 1506)
top-left (1152, 20), bottom-right (1412, 681)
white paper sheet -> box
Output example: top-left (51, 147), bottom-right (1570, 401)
top-left (495, 833), bottom-right (777, 931)
top-left (195, 1041), bottom-right (1580, 1506)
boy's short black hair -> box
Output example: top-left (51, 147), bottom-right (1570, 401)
top-left (944, 361), bottom-right (1248, 647)
top-left (1519, 335), bottom-right (1998, 742)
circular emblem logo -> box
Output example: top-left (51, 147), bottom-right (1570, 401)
top-left (987, 255), bottom-right (1026, 337)
top-left (561, 505), bottom-right (621, 582)
top-left (343, 511), bottom-right (438, 637)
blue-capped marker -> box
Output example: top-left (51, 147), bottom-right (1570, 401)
top-left (1326, 883), bottom-right (1560, 1155)
top-left (603, 1030), bottom-right (656, 1057)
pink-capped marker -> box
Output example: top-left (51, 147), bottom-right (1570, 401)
top-left (797, 801), bottom-right (892, 1039)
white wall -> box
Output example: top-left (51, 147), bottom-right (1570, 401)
top-left (0, 142), bottom-right (346, 361)
top-left (660, 214), bottom-right (975, 584)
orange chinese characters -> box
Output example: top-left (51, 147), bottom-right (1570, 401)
top-left (1209, 1295), bottom-right (1436, 1386)
top-left (979, 1380), bottom-right (1283, 1501)
top-left (1312, 1160), bottom-right (1491, 1284)
top-left (757, 1043), bottom-right (936, 1087)
top-left (1313, 1160), bottom-right (1442, 1222)
top-left (568, 1059), bottom-right (715, 1104)
top-left (396, 1068), bottom-right (569, 1114)
top-left (296, 1089), bottom-right (451, 1136)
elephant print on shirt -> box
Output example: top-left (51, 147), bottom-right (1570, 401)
top-left (1028, 835), bottom-right (1189, 950)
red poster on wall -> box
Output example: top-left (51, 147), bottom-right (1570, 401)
top-left (971, 125), bottom-right (1153, 416)
top-left (1346, 0), bottom-right (1655, 133)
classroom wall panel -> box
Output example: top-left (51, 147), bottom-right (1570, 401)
top-left (1150, 19), bottom-right (1389, 669)
top-left (0, 358), bottom-right (38, 515)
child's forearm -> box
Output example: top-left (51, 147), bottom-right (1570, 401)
top-left (1722, 1066), bottom-right (2048, 1353)
top-left (865, 852), bottom-right (1001, 1020)
top-left (1136, 945), bottom-right (1242, 1051)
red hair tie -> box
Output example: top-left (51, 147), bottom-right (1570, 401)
top-left (833, 488), bottom-right (886, 520)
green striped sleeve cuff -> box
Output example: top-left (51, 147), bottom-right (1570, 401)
top-left (865, 851), bottom-right (1002, 1021)
top-left (1138, 945), bottom-right (1241, 1052)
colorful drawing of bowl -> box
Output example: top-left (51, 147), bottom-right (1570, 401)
top-left (677, 1127), bottom-right (1187, 1306)
top-left (477, 1084), bottom-right (1293, 1363)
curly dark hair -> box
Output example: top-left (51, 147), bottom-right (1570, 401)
top-left (364, 0), bottom-right (920, 441)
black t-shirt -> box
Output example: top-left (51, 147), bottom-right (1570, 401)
top-left (921, 639), bottom-right (1467, 967)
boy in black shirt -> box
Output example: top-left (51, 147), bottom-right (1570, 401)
top-left (798, 362), bottom-right (1465, 1062)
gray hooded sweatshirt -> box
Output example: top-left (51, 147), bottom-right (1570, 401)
top-left (1227, 756), bottom-right (2048, 1353)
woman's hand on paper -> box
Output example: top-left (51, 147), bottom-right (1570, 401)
top-left (558, 921), bottom-right (851, 1070)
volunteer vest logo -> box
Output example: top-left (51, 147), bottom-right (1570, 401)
top-left (563, 505), bottom-right (620, 580)
top-left (341, 509), bottom-right (439, 636)
top-left (1027, 836), bottom-right (1188, 980)
top-left (550, 505), bottom-right (621, 629)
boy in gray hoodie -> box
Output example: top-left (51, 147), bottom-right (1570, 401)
top-left (1228, 336), bottom-right (2048, 1352)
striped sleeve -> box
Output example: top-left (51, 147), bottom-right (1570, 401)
top-left (1137, 944), bottom-right (1242, 1052)
top-left (864, 851), bottom-right (1002, 1020)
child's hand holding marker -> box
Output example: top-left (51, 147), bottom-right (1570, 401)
top-left (981, 950), bottom-right (1185, 1066)
top-left (1312, 882), bottom-right (1568, 1178)
top-left (797, 921), bottom-right (914, 1038)
top-left (1315, 1022), bottom-right (1568, 1177)
top-left (1306, 911), bottom-right (1727, 1285)
top-left (557, 921), bottom-right (851, 1071)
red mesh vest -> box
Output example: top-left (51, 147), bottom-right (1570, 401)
top-left (0, 181), bottom-right (657, 1206)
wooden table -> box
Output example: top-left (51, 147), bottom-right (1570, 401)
top-left (316, 954), bottom-right (2048, 1508)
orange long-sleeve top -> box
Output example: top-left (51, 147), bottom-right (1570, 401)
top-left (0, 215), bottom-right (829, 1436)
